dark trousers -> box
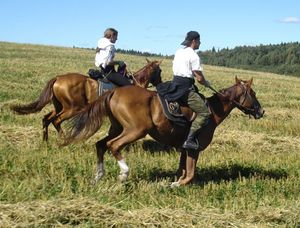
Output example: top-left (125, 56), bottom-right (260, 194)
top-left (101, 65), bottom-right (131, 87)
top-left (106, 72), bottom-right (131, 86)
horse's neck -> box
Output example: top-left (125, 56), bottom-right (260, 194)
top-left (208, 93), bottom-right (235, 125)
top-left (133, 66), bottom-right (150, 88)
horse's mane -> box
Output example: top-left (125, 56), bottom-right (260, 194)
top-left (133, 61), bottom-right (156, 75)
top-left (207, 86), bottom-right (233, 117)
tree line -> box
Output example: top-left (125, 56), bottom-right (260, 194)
top-left (76, 42), bottom-right (300, 77)
top-left (199, 42), bottom-right (300, 77)
top-left (116, 49), bottom-right (169, 58)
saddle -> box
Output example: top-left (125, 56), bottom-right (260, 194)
top-left (156, 80), bottom-right (212, 127)
top-left (157, 94), bottom-right (196, 127)
top-left (88, 69), bottom-right (117, 96)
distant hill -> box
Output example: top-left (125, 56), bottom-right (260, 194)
top-left (200, 42), bottom-right (300, 77)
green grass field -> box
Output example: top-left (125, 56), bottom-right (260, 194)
top-left (0, 42), bottom-right (300, 227)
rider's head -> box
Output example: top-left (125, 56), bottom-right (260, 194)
top-left (181, 31), bottom-right (201, 50)
top-left (104, 28), bottom-right (118, 43)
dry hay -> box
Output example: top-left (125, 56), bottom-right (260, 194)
top-left (0, 198), bottom-right (299, 227)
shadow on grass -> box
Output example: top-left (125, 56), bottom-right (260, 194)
top-left (149, 163), bottom-right (288, 185)
top-left (124, 139), bottom-right (176, 154)
top-left (127, 140), bottom-right (288, 185)
top-left (142, 140), bottom-right (175, 154)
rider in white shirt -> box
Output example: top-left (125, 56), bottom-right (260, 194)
top-left (173, 31), bottom-right (211, 150)
top-left (95, 28), bottom-right (131, 86)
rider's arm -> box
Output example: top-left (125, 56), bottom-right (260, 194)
top-left (193, 70), bottom-right (210, 87)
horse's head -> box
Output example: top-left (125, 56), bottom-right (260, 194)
top-left (146, 59), bottom-right (163, 86)
top-left (226, 77), bottom-right (265, 119)
top-left (133, 59), bottom-right (162, 88)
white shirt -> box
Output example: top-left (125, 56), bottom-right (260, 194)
top-left (172, 47), bottom-right (203, 78)
top-left (95, 37), bottom-right (116, 68)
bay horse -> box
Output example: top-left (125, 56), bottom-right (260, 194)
top-left (62, 77), bottom-right (264, 186)
top-left (11, 59), bottom-right (162, 141)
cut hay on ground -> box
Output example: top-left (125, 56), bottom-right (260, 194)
top-left (1, 198), bottom-right (299, 227)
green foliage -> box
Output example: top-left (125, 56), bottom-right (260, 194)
top-left (117, 48), bottom-right (171, 58)
top-left (201, 42), bottom-right (300, 77)
top-left (0, 42), bottom-right (300, 226)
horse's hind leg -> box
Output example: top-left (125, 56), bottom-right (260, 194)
top-left (107, 129), bottom-right (146, 182)
top-left (53, 108), bottom-right (80, 137)
top-left (94, 126), bottom-right (121, 183)
top-left (42, 111), bottom-right (57, 141)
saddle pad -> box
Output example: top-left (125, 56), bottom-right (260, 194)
top-left (157, 94), bottom-right (189, 127)
top-left (98, 79), bottom-right (117, 96)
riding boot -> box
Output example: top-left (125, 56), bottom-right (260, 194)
top-left (182, 129), bottom-right (198, 150)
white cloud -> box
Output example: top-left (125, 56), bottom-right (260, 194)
top-left (280, 17), bottom-right (300, 23)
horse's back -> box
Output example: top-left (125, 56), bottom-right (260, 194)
top-left (110, 86), bottom-right (155, 111)
top-left (53, 73), bottom-right (98, 108)
top-left (55, 73), bottom-right (89, 85)
top-left (109, 86), bottom-right (156, 129)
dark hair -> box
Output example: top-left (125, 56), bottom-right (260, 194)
top-left (104, 28), bottom-right (118, 39)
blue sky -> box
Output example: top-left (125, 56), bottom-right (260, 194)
top-left (1, 0), bottom-right (299, 55)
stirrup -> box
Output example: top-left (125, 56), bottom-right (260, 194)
top-left (182, 138), bottom-right (198, 150)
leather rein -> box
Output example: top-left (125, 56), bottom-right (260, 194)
top-left (207, 84), bottom-right (255, 115)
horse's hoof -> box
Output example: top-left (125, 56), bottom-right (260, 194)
top-left (91, 174), bottom-right (104, 185)
top-left (118, 173), bottom-right (128, 182)
top-left (42, 133), bottom-right (48, 142)
top-left (90, 179), bottom-right (97, 185)
top-left (170, 181), bottom-right (181, 188)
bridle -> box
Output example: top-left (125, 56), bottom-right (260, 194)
top-left (232, 83), bottom-right (257, 115)
top-left (207, 83), bottom-right (256, 115)
top-left (129, 62), bottom-right (161, 88)
top-left (149, 65), bottom-right (162, 86)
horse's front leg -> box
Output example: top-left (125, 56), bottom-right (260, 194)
top-left (172, 149), bottom-right (199, 187)
top-left (171, 149), bottom-right (187, 188)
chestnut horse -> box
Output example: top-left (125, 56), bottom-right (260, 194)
top-left (11, 60), bottom-right (162, 141)
top-left (62, 77), bottom-right (264, 186)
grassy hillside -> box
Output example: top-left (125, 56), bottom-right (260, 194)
top-left (0, 42), bottom-right (300, 227)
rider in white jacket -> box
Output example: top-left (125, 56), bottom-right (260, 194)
top-left (95, 28), bottom-right (131, 86)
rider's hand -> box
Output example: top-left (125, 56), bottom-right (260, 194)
top-left (204, 80), bottom-right (211, 88)
top-left (117, 61), bottom-right (126, 68)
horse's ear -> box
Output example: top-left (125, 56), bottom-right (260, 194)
top-left (146, 58), bottom-right (151, 63)
top-left (248, 77), bottom-right (253, 87)
top-left (158, 59), bottom-right (163, 65)
top-left (235, 75), bottom-right (241, 84)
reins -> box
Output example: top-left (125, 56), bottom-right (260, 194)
top-left (207, 84), bottom-right (255, 115)
top-left (129, 63), bottom-right (160, 88)
top-left (131, 71), bottom-right (143, 87)
top-left (127, 65), bottom-right (147, 88)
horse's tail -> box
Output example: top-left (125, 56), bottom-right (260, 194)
top-left (10, 78), bottom-right (56, 114)
top-left (61, 90), bottom-right (114, 146)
